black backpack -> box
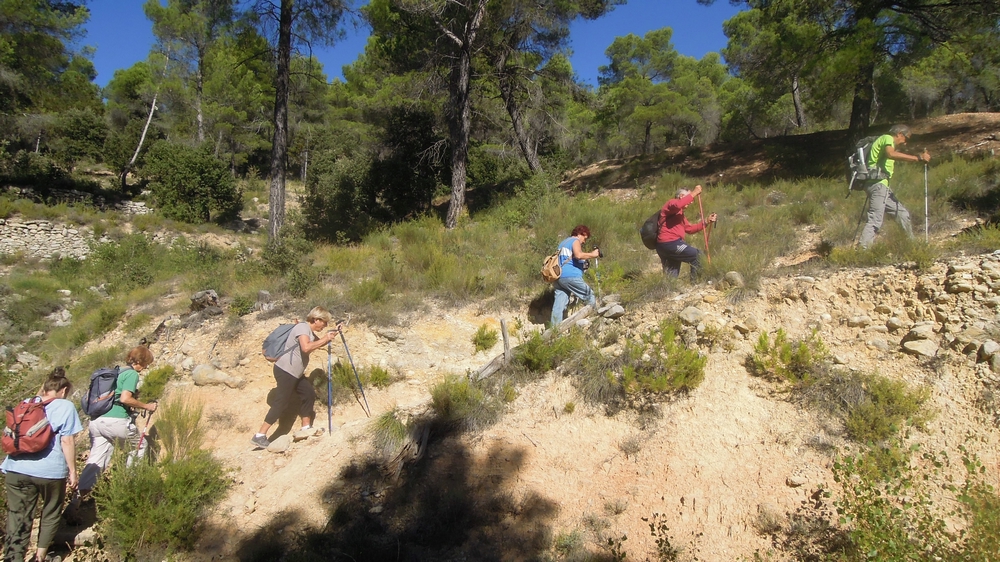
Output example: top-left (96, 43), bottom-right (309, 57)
top-left (847, 136), bottom-right (888, 194)
top-left (81, 367), bottom-right (121, 419)
top-left (639, 211), bottom-right (662, 250)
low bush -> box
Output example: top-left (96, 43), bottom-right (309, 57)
top-left (620, 319), bottom-right (706, 394)
top-left (153, 397), bottom-right (206, 464)
top-left (369, 408), bottom-right (408, 460)
top-left (747, 329), bottom-right (828, 383)
top-left (96, 448), bottom-right (228, 556)
top-left (141, 364), bottom-right (176, 403)
top-left (472, 323), bottom-right (499, 353)
top-left (429, 375), bottom-right (503, 430)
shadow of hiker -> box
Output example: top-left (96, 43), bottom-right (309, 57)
top-left (234, 422), bottom-right (564, 562)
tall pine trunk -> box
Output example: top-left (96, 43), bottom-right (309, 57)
top-left (267, 0), bottom-right (293, 243)
top-left (792, 74), bottom-right (805, 128)
top-left (444, 0), bottom-right (488, 229)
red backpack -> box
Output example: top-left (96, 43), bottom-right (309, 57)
top-left (2, 397), bottom-right (56, 456)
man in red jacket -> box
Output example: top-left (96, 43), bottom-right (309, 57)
top-left (656, 184), bottom-right (716, 279)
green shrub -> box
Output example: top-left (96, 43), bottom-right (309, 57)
top-left (368, 365), bottom-right (392, 389)
top-left (142, 141), bottom-right (242, 224)
top-left (844, 376), bottom-right (930, 443)
top-left (153, 398), bottom-right (207, 465)
top-left (369, 408), bottom-right (407, 459)
top-left (620, 319), bottom-right (706, 394)
top-left (141, 365), bottom-right (175, 403)
top-left (229, 295), bottom-right (256, 317)
top-left (430, 375), bottom-right (502, 429)
top-left (472, 323), bottom-right (499, 353)
top-left (747, 329), bottom-right (828, 383)
top-left (96, 448), bottom-right (228, 555)
top-left (514, 330), bottom-right (586, 373)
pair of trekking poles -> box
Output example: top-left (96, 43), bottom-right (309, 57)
top-left (326, 319), bottom-right (370, 435)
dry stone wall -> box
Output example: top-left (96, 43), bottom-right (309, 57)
top-left (0, 218), bottom-right (97, 259)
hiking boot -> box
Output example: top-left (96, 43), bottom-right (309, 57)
top-left (250, 435), bottom-right (270, 449)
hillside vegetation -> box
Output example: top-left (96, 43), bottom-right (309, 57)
top-left (1, 114), bottom-right (1000, 560)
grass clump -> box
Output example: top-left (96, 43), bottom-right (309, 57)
top-left (96, 398), bottom-right (226, 557)
top-left (367, 365), bottom-right (392, 389)
top-left (369, 408), bottom-right (408, 459)
top-left (747, 329), bottom-right (828, 383)
top-left (472, 323), bottom-right (499, 353)
top-left (429, 374), bottom-right (502, 430)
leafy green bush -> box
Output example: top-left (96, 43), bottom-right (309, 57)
top-left (514, 330), bottom-right (586, 373)
top-left (227, 294), bottom-right (255, 317)
top-left (620, 319), bottom-right (706, 394)
top-left (368, 365), bottom-right (392, 389)
top-left (747, 329), bottom-right (828, 383)
top-left (143, 141), bottom-right (242, 224)
top-left (844, 376), bottom-right (930, 443)
top-left (472, 323), bottom-right (499, 353)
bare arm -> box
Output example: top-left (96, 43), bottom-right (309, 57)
top-left (119, 391), bottom-right (156, 413)
top-left (571, 239), bottom-right (599, 260)
top-left (61, 435), bottom-right (77, 489)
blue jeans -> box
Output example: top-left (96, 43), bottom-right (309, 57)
top-left (551, 276), bottom-right (595, 326)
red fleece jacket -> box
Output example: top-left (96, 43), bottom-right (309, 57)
top-left (656, 193), bottom-right (705, 244)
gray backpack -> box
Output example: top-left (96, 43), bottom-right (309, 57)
top-left (262, 324), bottom-right (300, 362)
top-left (847, 136), bottom-right (888, 194)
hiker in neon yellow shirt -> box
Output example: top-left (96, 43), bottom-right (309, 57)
top-left (859, 124), bottom-right (931, 248)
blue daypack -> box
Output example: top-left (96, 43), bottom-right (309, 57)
top-left (262, 324), bottom-right (300, 362)
top-left (81, 366), bottom-right (121, 419)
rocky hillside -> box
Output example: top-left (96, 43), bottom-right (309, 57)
top-left (63, 247), bottom-right (997, 560)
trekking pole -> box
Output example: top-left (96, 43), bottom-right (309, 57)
top-left (852, 191), bottom-right (872, 247)
top-left (924, 163), bottom-right (929, 243)
top-left (697, 193), bottom-right (711, 264)
top-left (326, 341), bottom-right (334, 435)
top-left (339, 330), bottom-right (370, 417)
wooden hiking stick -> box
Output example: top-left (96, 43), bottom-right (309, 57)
top-left (697, 193), bottom-right (712, 264)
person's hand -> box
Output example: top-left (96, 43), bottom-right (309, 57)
top-left (708, 213), bottom-right (718, 223)
top-left (920, 150), bottom-right (930, 163)
top-left (692, 185), bottom-right (703, 196)
top-left (67, 473), bottom-right (78, 490)
top-left (596, 247), bottom-right (604, 258)
top-left (147, 401), bottom-right (158, 413)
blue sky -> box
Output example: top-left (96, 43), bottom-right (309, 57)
top-left (82, 0), bottom-right (742, 88)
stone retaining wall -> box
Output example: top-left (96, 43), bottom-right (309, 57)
top-left (0, 219), bottom-right (94, 259)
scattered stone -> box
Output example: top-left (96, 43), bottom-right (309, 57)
top-left (191, 364), bottom-right (246, 389)
top-left (244, 497), bottom-right (256, 514)
top-left (867, 339), bottom-right (891, 352)
top-left (733, 322), bottom-right (751, 335)
top-left (576, 318), bottom-right (592, 329)
top-left (902, 339), bottom-right (939, 357)
top-left (724, 271), bottom-right (745, 288)
top-left (703, 294), bottom-right (719, 304)
top-left (266, 434), bottom-right (291, 453)
top-left (903, 323), bottom-right (936, 342)
top-left (190, 289), bottom-right (220, 311)
top-left (785, 476), bottom-right (807, 488)
top-left (376, 328), bottom-right (402, 342)
top-left (848, 315), bottom-right (872, 327)
top-left (886, 317), bottom-right (909, 331)
top-left (865, 325), bottom-right (889, 333)
top-left (16, 352), bottom-right (39, 365)
top-left (600, 304), bottom-right (625, 319)
top-left (978, 340), bottom-right (1000, 363)
top-left (678, 307), bottom-right (705, 326)
top-left (946, 282), bottom-right (975, 294)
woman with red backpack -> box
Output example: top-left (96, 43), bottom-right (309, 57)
top-left (1, 367), bottom-right (82, 562)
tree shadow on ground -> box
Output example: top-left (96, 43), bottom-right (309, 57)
top-left (234, 422), bottom-right (577, 561)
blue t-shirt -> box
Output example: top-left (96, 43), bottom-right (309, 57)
top-left (1, 398), bottom-right (83, 479)
top-left (557, 236), bottom-right (585, 279)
